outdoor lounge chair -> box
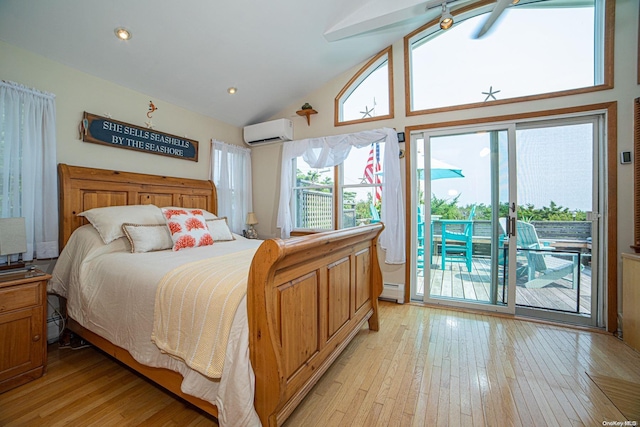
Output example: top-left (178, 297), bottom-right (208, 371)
top-left (512, 221), bottom-right (581, 289)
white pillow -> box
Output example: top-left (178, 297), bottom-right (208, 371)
top-left (78, 205), bottom-right (165, 244)
top-left (122, 223), bottom-right (173, 253)
top-left (206, 217), bottom-right (235, 241)
top-left (162, 208), bottom-right (214, 251)
top-left (161, 207), bottom-right (217, 220)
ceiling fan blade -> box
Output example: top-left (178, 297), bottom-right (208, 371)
top-left (474, 0), bottom-right (512, 39)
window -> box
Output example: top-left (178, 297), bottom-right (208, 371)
top-left (335, 46), bottom-right (393, 126)
top-left (406, 0), bottom-right (610, 114)
top-left (278, 129), bottom-right (403, 263)
top-left (340, 143), bottom-right (384, 228)
top-left (291, 142), bottom-right (384, 230)
top-left (211, 140), bottom-right (253, 234)
top-left (292, 159), bottom-right (334, 230)
top-left (0, 80), bottom-right (58, 263)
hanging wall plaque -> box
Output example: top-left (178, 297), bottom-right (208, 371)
top-left (80, 112), bottom-right (198, 162)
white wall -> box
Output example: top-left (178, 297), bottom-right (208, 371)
top-left (254, 1), bottom-right (640, 306)
top-left (0, 40), bottom-right (245, 181)
top-left (0, 40), bottom-right (246, 341)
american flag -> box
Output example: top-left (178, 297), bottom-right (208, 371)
top-left (364, 143), bottom-right (382, 203)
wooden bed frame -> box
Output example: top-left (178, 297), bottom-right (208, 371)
top-left (57, 163), bottom-right (384, 426)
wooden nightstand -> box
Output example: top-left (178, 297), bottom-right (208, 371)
top-left (0, 268), bottom-right (51, 393)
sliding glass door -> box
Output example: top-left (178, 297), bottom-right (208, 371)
top-left (411, 125), bottom-right (517, 314)
top-left (410, 114), bottom-right (603, 327)
top-left (513, 117), bottom-right (601, 325)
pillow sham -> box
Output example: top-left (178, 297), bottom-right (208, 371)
top-left (122, 223), bottom-right (173, 253)
top-left (206, 217), bottom-right (235, 241)
top-left (162, 208), bottom-right (214, 251)
top-left (78, 204), bottom-right (165, 244)
top-left (161, 206), bottom-right (217, 220)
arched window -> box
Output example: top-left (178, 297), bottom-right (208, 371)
top-left (405, 0), bottom-right (611, 115)
top-left (335, 46), bottom-right (393, 126)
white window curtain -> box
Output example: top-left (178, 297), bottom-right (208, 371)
top-left (0, 80), bottom-right (58, 261)
top-left (277, 128), bottom-right (405, 264)
top-left (211, 140), bottom-right (253, 234)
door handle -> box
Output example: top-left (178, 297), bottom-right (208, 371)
top-left (505, 216), bottom-right (516, 237)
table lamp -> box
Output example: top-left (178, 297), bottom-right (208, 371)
top-left (0, 217), bottom-right (27, 271)
top-left (245, 212), bottom-right (258, 239)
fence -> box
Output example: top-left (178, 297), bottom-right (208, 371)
top-left (296, 189), bottom-right (358, 229)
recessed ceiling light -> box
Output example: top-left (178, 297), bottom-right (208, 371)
top-left (114, 27), bottom-right (132, 41)
top-left (227, 87), bottom-right (237, 95)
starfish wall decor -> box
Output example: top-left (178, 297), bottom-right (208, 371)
top-left (360, 105), bottom-right (374, 118)
top-left (482, 86), bottom-right (500, 102)
top-left (360, 97), bottom-right (378, 119)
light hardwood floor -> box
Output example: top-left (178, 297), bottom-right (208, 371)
top-left (1, 301), bottom-right (638, 426)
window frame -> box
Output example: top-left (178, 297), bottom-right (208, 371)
top-left (290, 161), bottom-right (336, 231)
top-left (403, 0), bottom-right (614, 117)
top-left (334, 46), bottom-right (394, 127)
top-left (290, 152), bottom-right (384, 233)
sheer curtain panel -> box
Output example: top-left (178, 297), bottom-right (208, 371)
top-left (0, 80), bottom-right (58, 261)
top-left (277, 128), bottom-right (405, 264)
top-left (211, 140), bottom-right (253, 234)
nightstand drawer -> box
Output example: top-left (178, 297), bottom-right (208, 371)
top-left (0, 282), bottom-right (41, 313)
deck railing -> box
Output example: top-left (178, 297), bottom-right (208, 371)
top-left (430, 220), bottom-right (592, 256)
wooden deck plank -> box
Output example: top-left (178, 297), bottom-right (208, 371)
top-left (417, 256), bottom-right (591, 313)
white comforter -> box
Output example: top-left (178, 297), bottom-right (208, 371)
top-left (48, 225), bottom-right (262, 427)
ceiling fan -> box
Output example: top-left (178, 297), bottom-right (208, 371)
top-left (424, 0), bottom-right (520, 37)
top-left (472, 0), bottom-right (520, 38)
top-left (324, 0), bottom-right (519, 42)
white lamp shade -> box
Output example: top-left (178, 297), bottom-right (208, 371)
top-left (246, 212), bottom-right (258, 225)
top-left (0, 217), bottom-right (27, 256)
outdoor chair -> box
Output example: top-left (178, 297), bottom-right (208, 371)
top-left (370, 203), bottom-right (381, 224)
top-left (416, 205), bottom-right (422, 267)
top-left (499, 219), bottom-right (581, 289)
top-left (417, 220), bottom-right (425, 271)
top-left (440, 205), bottom-right (476, 272)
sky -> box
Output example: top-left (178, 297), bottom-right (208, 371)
top-left (411, 3), bottom-right (597, 213)
top-left (306, 1), bottom-right (599, 212)
top-left (412, 6), bottom-right (596, 109)
top-left (418, 121), bottom-right (595, 212)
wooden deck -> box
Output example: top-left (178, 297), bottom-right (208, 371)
top-left (417, 256), bottom-right (592, 314)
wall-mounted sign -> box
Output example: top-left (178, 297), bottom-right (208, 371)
top-left (80, 112), bottom-right (198, 162)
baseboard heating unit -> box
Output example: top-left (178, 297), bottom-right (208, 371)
top-left (379, 283), bottom-right (404, 304)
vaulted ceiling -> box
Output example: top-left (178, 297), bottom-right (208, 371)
top-left (0, 0), bottom-right (467, 127)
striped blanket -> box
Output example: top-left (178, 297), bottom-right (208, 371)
top-left (151, 247), bottom-right (258, 378)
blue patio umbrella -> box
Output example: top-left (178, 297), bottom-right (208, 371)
top-left (418, 159), bottom-right (464, 180)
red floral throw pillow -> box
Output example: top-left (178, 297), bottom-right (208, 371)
top-left (161, 208), bottom-right (214, 251)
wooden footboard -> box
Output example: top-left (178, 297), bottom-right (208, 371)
top-left (57, 164), bottom-right (384, 426)
top-left (248, 224), bottom-right (384, 427)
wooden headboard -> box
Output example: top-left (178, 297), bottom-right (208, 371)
top-left (58, 163), bottom-right (217, 249)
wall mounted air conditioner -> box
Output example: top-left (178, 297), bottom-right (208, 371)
top-left (243, 118), bottom-right (293, 146)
